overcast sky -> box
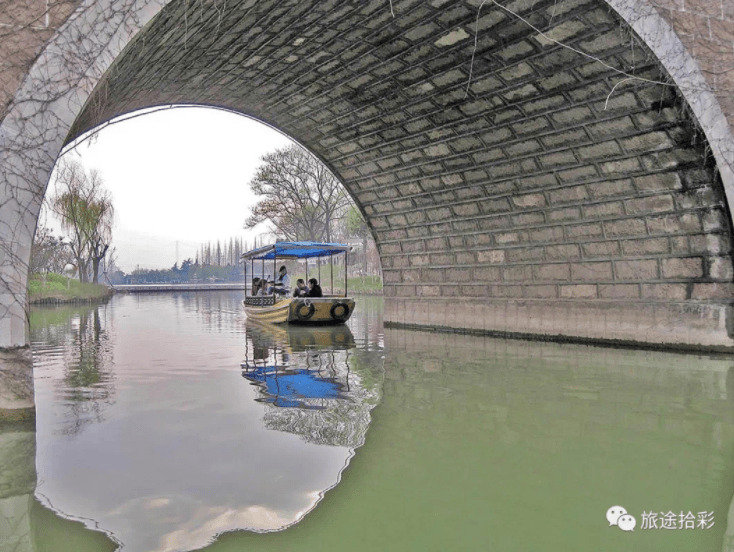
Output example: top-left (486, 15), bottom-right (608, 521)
top-left (45, 106), bottom-right (293, 272)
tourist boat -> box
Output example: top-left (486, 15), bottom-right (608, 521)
top-left (241, 241), bottom-right (356, 325)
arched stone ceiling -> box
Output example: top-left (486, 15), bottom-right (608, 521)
top-left (60, 0), bottom-right (734, 348)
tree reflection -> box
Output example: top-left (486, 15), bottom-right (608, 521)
top-left (31, 303), bottom-right (115, 436)
top-left (241, 323), bottom-right (383, 448)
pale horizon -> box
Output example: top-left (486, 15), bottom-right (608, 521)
top-left (45, 106), bottom-right (293, 273)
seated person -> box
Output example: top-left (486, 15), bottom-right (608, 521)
top-left (293, 278), bottom-right (308, 297)
top-left (307, 278), bottom-right (323, 298)
top-left (271, 265), bottom-right (290, 296)
top-left (251, 277), bottom-right (263, 296)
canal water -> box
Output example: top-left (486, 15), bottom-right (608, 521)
top-left (23, 291), bottom-right (734, 551)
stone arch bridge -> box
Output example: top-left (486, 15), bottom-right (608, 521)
top-left (3, 0), bottom-right (734, 350)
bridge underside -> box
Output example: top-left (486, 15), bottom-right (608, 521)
top-left (11, 0), bottom-right (734, 349)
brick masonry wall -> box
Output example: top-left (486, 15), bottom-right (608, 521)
top-left (16, 0), bottom-right (734, 346)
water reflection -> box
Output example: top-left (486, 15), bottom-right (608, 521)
top-left (30, 305), bottom-right (115, 437)
top-left (28, 293), bottom-right (384, 552)
top-left (241, 323), bottom-right (380, 449)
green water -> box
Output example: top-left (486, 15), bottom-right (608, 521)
top-left (17, 292), bottom-right (734, 551)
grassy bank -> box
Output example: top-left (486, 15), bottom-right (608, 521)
top-left (28, 273), bottom-right (113, 304)
top-left (288, 272), bottom-right (383, 295)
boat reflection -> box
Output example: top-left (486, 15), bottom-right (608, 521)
top-left (242, 322), bottom-right (379, 448)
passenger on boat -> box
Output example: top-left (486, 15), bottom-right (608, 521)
top-left (307, 278), bottom-right (323, 297)
top-left (293, 278), bottom-right (308, 297)
top-left (264, 265), bottom-right (290, 295)
top-left (251, 277), bottom-right (264, 296)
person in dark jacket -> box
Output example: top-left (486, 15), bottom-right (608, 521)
top-left (293, 278), bottom-right (308, 297)
top-left (307, 278), bottom-right (323, 297)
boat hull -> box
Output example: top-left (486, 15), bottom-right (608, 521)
top-left (243, 298), bottom-right (292, 324)
top-left (287, 297), bottom-right (355, 325)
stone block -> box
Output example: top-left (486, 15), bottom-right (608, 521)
top-left (662, 257), bottom-right (704, 278)
top-left (430, 253), bottom-right (455, 265)
top-left (586, 116), bottom-right (636, 139)
top-left (599, 158), bottom-right (643, 176)
top-left (446, 268), bottom-right (472, 282)
top-left (477, 250), bottom-right (506, 263)
top-left (635, 173), bottom-right (682, 193)
top-left (571, 261), bottom-right (613, 281)
top-left (583, 201), bottom-right (624, 218)
top-left (523, 285), bottom-right (558, 298)
top-left (599, 284), bottom-right (640, 299)
top-left (625, 194), bottom-right (675, 215)
top-left (513, 193), bottom-right (546, 209)
top-left (560, 284), bottom-right (598, 298)
top-left (474, 267), bottom-right (501, 281)
top-left (511, 117), bottom-right (552, 136)
top-left (409, 254), bottom-right (431, 267)
top-left (621, 237), bottom-right (669, 256)
top-left (551, 106), bottom-right (594, 127)
top-left (406, 211), bottom-right (427, 224)
top-left (541, 129), bottom-right (588, 150)
top-left (615, 259), bottom-right (659, 280)
top-left (566, 222), bottom-right (604, 239)
top-left (479, 198), bottom-right (512, 213)
top-left (528, 226), bottom-right (565, 243)
top-left (577, 140), bottom-right (622, 160)
top-left (505, 140), bottom-right (542, 157)
top-left (549, 185), bottom-right (589, 204)
top-left (641, 283), bottom-right (687, 300)
top-left (534, 263), bottom-right (570, 281)
top-left (546, 244), bottom-right (581, 260)
top-left (709, 257), bottom-right (734, 281)
top-left (539, 151), bottom-right (578, 168)
top-left (426, 207), bottom-right (453, 221)
top-left (621, 131), bottom-right (675, 153)
top-left (503, 265), bottom-right (533, 281)
top-left (582, 240), bottom-right (620, 258)
top-left (603, 218), bottom-right (647, 237)
top-left (691, 283), bottom-right (734, 300)
top-left (506, 247), bottom-right (544, 261)
top-left (689, 234), bottom-right (730, 255)
top-left (548, 207), bottom-right (581, 222)
top-left (648, 213), bottom-right (702, 234)
top-left (703, 209), bottom-right (727, 232)
top-left (421, 268), bottom-right (444, 283)
top-left (523, 94), bottom-right (566, 114)
top-left (416, 285), bottom-right (441, 297)
top-left (517, 173), bottom-right (558, 190)
top-left (495, 232), bottom-right (520, 244)
top-left (452, 202), bottom-right (481, 216)
top-left (492, 285), bottom-right (523, 298)
top-left (512, 212), bottom-right (546, 226)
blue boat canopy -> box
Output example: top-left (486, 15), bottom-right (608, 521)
top-left (241, 241), bottom-right (351, 260)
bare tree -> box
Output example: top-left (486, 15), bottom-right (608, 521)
top-left (50, 159), bottom-right (114, 283)
top-left (30, 224), bottom-right (72, 274)
top-left (245, 145), bottom-right (352, 243)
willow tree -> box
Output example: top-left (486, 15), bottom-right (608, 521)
top-left (245, 145), bottom-right (351, 242)
top-left (50, 159), bottom-right (114, 283)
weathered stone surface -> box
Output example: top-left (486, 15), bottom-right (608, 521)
top-left (3, 0), bottom-right (734, 350)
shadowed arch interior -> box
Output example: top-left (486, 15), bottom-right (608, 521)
top-left (24, 0), bottom-right (734, 348)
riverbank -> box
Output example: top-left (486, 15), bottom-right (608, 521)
top-left (28, 273), bottom-right (113, 305)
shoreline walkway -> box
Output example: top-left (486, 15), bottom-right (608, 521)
top-left (114, 283), bottom-right (246, 292)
